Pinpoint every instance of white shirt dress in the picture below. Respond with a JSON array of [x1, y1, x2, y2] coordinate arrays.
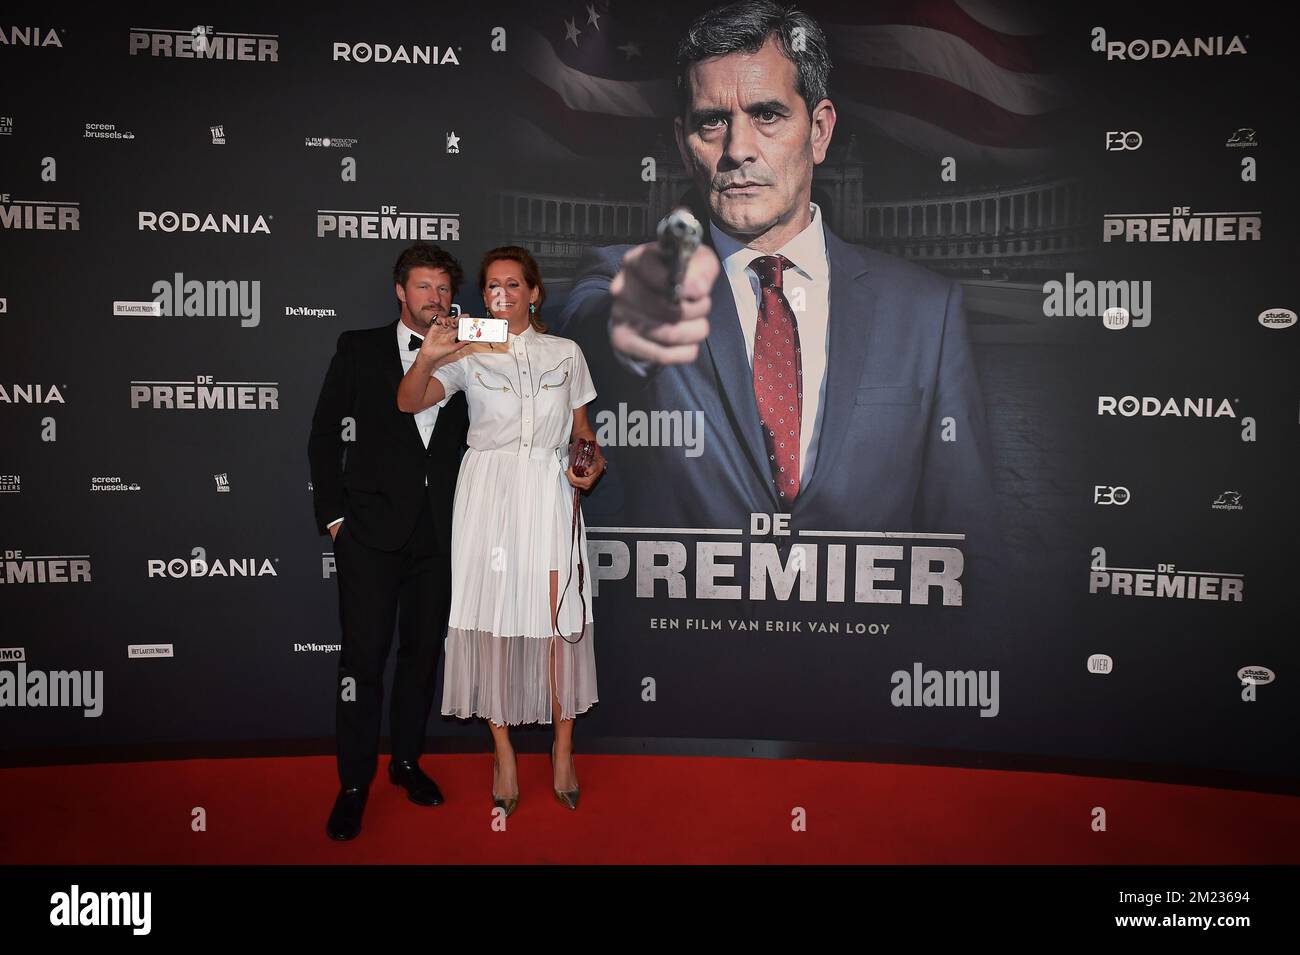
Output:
[[433, 324, 599, 726]]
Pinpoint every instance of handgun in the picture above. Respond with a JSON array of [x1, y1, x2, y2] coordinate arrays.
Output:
[[656, 207, 703, 304]]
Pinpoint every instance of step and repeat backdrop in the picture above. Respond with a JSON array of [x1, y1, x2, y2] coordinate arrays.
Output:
[[1, 2, 1296, 781]]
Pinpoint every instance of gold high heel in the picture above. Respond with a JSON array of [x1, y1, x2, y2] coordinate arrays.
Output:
[[492, 755, 519, 817], [551, 741, 580, 810]]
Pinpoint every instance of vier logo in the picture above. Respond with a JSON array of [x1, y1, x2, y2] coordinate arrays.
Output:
[[1042, 274, 1151, 327]]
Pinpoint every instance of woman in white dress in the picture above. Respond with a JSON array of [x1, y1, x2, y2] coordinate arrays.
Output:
[[396, 246, 604, 815]]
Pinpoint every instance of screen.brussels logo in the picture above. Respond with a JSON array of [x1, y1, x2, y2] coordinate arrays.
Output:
[[0, 27, 63, 49], [1089, 551, 1244, 602], [1103, 207, 1259, 243], [129, 376, 278, 411], [114, 274, 261, 327], [138, 210, 271, 234], [1, 193, 80, 231], [0, 549, 92, 585], [316, 204, 459, 241], [1091, 27, 1247, 60], [1042, 274, 1150, 329], [84, 122, 135, 141], [129, 25, 278, 62], [1, 383, 65, 405], [331, 39, 460, 65], [147, 548, 278, 579], [90, 477, 141, 493]]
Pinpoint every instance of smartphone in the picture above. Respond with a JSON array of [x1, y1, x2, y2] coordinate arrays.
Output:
[[458, 316, 509, 343]]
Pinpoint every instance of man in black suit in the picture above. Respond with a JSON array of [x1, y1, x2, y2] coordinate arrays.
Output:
[[308, 242, 470, 841]]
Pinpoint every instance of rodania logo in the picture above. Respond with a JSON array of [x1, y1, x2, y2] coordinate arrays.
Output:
[[138, 210, 271, 234], [0, 383, 65, 404], [1091, 27, 1247, 60], [331, 41, 460, 65], [147, 554, 278, 578], [0, 26, 63, 48], [1258, 308, 1296, 329], [1097, 396, 1237, 418]]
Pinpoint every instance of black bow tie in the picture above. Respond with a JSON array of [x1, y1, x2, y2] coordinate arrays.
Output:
[[407, 334, 423, 351]]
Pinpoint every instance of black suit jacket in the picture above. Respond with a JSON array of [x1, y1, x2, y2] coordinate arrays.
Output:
[[308, 321, 469, 553]]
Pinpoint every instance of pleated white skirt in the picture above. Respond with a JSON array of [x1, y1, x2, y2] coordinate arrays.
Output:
[[441, 446, 598, 726]]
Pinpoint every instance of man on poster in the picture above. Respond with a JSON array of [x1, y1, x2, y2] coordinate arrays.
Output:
[[559, 0, 998, 573]]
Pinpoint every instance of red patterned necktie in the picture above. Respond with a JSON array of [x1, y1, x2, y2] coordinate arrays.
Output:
[[749, 254, 802, 506]]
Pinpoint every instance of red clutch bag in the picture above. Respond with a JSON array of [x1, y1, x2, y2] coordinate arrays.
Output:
[[570, 437, 597, 477]]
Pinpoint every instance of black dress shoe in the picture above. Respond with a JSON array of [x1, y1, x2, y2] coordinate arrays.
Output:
[[327, 786, 368, 841], [388, 759, 444, 806]]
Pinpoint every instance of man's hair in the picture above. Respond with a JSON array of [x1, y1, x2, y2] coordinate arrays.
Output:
[[392, 242, 463, 295], [676, 0, 832, 119]]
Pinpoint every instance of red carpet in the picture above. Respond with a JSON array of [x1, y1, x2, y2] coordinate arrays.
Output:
[[2, 755, 1296, 864]]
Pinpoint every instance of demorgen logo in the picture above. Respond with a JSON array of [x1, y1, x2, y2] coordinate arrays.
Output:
[[129, 26, 278, 62], [316, 204, 459, 241], [147, 274, 261, 327], [147, 556, 278, 578], [1042, 274, 1151, 327], [331, 41, 460, 65], [138, 210, 270, 234], [284, 306, 337, 318], [1097, 396, 1237, 418], [0, 550, 92, 585], [0, 383, 65, 404], [129, 377, 278, 411], [0, 193, 80, 231]]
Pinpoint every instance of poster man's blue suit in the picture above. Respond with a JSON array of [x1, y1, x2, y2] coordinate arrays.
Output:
[[555, 216, 1002, 595]]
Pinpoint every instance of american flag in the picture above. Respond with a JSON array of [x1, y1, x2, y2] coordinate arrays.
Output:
[[508, 0, 1066, 168]]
